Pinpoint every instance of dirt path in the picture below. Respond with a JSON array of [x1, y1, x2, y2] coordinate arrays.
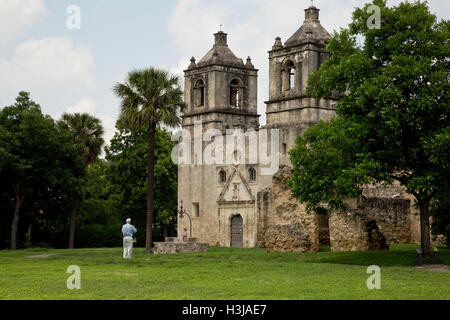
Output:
[[415, 264, 449, 272], [25, 254, 56, 259]]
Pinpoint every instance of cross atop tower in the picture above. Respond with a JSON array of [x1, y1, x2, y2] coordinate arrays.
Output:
[[220, 24, 223, 31], [310, 0, 314, 6]]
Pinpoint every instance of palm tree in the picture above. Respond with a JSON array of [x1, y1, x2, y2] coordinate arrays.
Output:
[[113, 67, 184, 254], [60, 113, 105, 249]]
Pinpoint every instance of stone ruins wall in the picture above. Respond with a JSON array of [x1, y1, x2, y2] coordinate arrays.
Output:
[[260, 166, 319, 253], [260, 168, 421, 253], [329, 209, 371, 252], [329, 197, 411, 252], [154, 241, 209, 254], [360, 197, 412, 243], [363, 184, 421, 244]]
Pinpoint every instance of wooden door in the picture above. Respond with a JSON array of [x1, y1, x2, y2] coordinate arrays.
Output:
[[231, 215, 243, 247]]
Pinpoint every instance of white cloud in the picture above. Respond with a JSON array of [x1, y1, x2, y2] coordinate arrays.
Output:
[[169, 0, 233, 56], [0, 0, 47, 45], [97, 113, 116, 150], [65, 97, 97, 115], [0, 37, 95, 100]]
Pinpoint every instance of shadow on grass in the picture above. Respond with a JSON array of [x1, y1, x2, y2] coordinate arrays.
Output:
[[306, 244, 450, 267], [5, 244, 447, 269]]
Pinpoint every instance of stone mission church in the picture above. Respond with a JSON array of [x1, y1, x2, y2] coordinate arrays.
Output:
[[177, 6, 422, 252]]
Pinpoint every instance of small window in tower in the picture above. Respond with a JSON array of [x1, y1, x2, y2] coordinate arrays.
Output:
[[230, 79, 242, 108], [194, 79, 205, 107], [249, 168, 256, 182], [283, 60, 296, 91], [219, 169, 227, 184], [192, 203, 200, 217], [282, 143, 287, 155]]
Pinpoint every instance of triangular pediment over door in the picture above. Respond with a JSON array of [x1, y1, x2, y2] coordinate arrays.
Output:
[[218, 165, 255, 205]]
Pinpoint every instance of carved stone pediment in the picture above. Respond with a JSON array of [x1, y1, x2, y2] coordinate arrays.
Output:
[[218, 165, 254, 205]]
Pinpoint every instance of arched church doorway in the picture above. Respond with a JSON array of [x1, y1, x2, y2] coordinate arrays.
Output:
[[231, 215, 243, 248]]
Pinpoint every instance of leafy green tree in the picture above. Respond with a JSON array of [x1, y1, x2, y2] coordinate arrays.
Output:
[[59, 113, 105, 249], [75, 160, 122, 248], [113, 67, 183, 253], [0, 92, 84, 250], [290, 1, 449, 257], [105, 128, 178, 245]]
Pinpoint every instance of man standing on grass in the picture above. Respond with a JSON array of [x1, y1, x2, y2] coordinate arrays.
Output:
[[122, 218, 137, 259]]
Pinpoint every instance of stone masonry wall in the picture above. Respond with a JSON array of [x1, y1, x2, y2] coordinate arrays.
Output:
[[154, 242, 209, 255], [260, 169, 419, 253], [361, 197, 412, 243], [329, 209, 370, 252], [262, 166, 319, 253], [330, 196, 412, 252], [364, 184, 421, 244]]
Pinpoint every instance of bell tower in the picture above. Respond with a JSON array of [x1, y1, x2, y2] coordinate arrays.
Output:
[[265, 6, 338, 165], [178, 31, 260, 247], [183, 31, 259, 133]]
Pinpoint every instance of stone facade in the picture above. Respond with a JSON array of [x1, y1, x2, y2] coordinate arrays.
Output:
[[177, 25, 274, 248], [176, 5, 422, 252]]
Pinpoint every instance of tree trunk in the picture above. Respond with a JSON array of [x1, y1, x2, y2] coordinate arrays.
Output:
[[10, 206, 20, 251], [146, 122, 157, 254], [68, 192, 79, 249], [10, 181, 24, 251], [419, 199, 432, 258], [163, 225, 168, 238]]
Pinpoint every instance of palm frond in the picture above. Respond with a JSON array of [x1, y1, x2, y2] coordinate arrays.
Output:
[[61, 112, 105, 166], [113, 67, 184, 132]]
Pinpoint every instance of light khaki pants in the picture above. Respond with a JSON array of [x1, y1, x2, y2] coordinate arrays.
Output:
[[123, 236, 133, 259]]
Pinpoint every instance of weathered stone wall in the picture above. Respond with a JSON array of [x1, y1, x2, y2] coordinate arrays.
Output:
[[262, 166, 319, 253], [260, 170, 419, 253], [256, 188, 271, 248], [330, 196, 412, 252], [154, 242, 209, 255], [329, 209, 370, 252], [361, 197, 412, 243], [364, 184, 421, 244], [265, 221, 315, 253]]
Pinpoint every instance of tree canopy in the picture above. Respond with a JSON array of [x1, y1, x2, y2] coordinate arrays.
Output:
[[0, 92, 84, 249], [59, 112, 105, 249], [105, 128, 178, 244], [0, 92, 179, 250]]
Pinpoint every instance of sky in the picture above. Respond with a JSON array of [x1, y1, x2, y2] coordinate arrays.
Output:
[[0, 0, 449, 146]]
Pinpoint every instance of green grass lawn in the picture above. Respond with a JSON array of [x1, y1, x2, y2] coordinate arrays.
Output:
[[0, 244, 449, 300]]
